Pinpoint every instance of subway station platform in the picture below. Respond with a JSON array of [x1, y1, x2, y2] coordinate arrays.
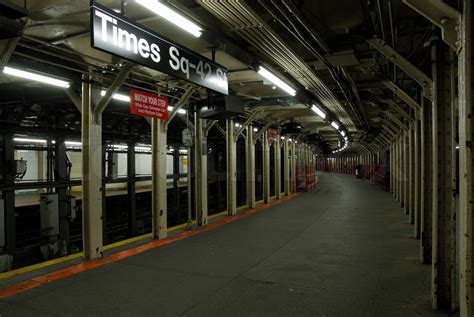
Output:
[[0, 173, 449, 316]]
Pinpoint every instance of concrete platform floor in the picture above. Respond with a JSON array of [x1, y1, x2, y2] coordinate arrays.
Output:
[[0, 172, 452, 316]]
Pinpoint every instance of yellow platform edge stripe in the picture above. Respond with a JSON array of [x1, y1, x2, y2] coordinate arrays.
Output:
[[0, 204, 250, 280]]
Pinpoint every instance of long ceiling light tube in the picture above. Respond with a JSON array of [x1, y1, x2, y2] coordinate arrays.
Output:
[[135, 0, 203, 37], [100, 90, 131, 102], [311, 104, 326, 119], [258, 66, 297, 96], [3, 66, 70, 88]]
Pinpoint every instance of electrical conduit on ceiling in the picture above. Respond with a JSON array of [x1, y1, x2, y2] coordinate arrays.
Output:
[[198, 0, 356, 131]]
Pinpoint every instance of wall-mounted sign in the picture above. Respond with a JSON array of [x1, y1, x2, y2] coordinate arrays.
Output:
[[267, 128, 278, 142], [130, 90, 168, 120], [90, 1, 228, 95]]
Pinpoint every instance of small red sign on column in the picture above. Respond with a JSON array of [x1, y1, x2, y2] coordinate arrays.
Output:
[[130, 90, 169, 120], [267, 128, 278, 142]]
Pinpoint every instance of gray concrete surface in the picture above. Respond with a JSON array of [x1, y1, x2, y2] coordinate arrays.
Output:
[[0, 173, 452, 316]]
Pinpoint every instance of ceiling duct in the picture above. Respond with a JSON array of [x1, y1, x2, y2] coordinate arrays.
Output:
[[198, 0, 356, 131], [0, 1, 27, 40]]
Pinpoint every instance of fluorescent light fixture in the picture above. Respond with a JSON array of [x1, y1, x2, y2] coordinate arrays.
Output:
[[100, 90, 130, 102], [135, 146, 151, 151], [179, 149, 188, 154], [168, 106, 186, 114], [65, 141, 82, 146], [112, 144, 128, 150], [456, 145, 460, 150], [340, 130, 346, 136], [135, 0, 202, 37], [258, 66, 296, 96], [14, 137, 47, 143], [311, 105, 326, 119], [4, 66, 70, 88], [331, 121, 339, 130]]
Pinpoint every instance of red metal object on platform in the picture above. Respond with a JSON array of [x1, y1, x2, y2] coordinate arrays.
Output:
[[296, 165, 318, 192]]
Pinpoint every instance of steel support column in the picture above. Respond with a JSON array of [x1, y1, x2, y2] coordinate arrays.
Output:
[[81, 79, 103, 260], [397, 136, 401, 203], [430, 43, 456, 311], [195, 117, 208, 225], [127, 141, 137, 236], [458, 1, 473, 316], [391, 141, 395, 195], [151, 118, 167, 239], [291, 142, 297, 193], [403, 130, 409, 212], [284, 139, 290, 195], [246, 125, 256, 208], [263, 131, 271, 203], [226, 119, 237, 214], [421, 88, 433, 264], [274, 136, 281, 199], [408, 120, 415, 223], [1, 132, 14, 271], [55, 137, 69, 253], [414, 113, 422, 238]]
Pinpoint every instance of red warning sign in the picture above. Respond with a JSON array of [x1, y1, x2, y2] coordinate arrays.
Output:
[[267, 128, 278, 141], [130, 90, 169, 120]]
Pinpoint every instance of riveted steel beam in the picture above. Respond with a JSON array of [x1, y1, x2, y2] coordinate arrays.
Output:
[[403, 0, 461, 51], [458, 1, 473, 316], [430, 43, 456, 311], [385, 111, 409, 130], [384, 81, 422, 117], [368, 38, 433, 100]]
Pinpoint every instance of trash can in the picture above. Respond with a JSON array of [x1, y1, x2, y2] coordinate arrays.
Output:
[[355, 164, 364, 179]]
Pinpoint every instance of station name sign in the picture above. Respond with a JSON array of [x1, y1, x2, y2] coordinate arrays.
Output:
[[90, 2, 228, 95]]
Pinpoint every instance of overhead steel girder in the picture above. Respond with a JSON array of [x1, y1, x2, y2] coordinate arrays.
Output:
[[403, 0, 461, 51], [366, 142, 379, 152], [204, 121, 217, 136], [372, 139, 385, 150], [383, 119, 400, 135], [373, 134, 389, 149], [384, 120, 400, 134], [384, 99, 414, 122], [378, 133, 392, 147], [94, 62, 135, 116], [64, 88, 82, 113], [235, 110, 261, 139], [255, 120, 279, 140], [385, 111, 409, 130], [0, 37, 19, 69], [214, 124, 226, 136], [383, 81, 422, 117], [166, 86, 196, 128], [368, 38, 433, 100], [381, 125, 397, 138]]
